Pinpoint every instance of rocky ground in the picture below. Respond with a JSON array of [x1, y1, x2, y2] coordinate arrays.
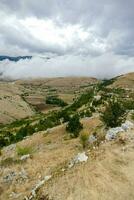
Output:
[[0, 115, 134, 200]]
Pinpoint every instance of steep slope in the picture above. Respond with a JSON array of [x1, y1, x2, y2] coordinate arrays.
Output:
[[0, 82, 34, 124]]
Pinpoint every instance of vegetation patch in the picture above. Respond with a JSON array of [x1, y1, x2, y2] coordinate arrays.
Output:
[[80, 130, 89, 149], [46, 96, 68, 107], [0, 157, 21, 167], [101, 99, 126, 128], [66, 114, 83, 138], [16, 146, 33, 156]]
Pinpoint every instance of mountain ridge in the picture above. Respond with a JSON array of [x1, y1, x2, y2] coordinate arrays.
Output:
[[0, 55, 32, 62]]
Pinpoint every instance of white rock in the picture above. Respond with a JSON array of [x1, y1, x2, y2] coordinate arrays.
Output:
[[74, 152, 88, 163], [34, 180, 45, 190], [88, 135, 97, 144], [31, 189, 36, 197], [20, 154, 30, 161], [24, 196, 29, 200], [94, 95, 101, 101], [44, 175, 52, 181], [105, 127, 124, 141], [121, 120, 134, 131]]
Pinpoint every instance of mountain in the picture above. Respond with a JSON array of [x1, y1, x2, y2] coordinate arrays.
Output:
[[0, 55, 32, 62]]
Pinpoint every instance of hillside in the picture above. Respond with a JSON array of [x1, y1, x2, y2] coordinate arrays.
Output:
[[0, 82, 34, 124], [0, 72, 134, 200], [0, 117, 134, 200], [0, 77, 98, 124], [110, 72, 134, 90]]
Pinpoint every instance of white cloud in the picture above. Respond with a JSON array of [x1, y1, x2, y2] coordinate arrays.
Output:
[[0, 0, 134, 78], [0, 54, 134, 80]]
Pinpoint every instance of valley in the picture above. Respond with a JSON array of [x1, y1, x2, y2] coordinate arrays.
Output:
[[0, 72, 134, 200]]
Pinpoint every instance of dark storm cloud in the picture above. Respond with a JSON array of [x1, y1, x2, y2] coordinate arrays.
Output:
[[1, 0, 134, 56]]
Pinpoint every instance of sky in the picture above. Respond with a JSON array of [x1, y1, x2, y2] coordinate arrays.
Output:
[[0, 0, 134, 79]]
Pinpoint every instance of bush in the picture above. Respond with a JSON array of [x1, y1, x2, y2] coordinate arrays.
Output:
[[123, 100, 134, 110], [58, 110, 71, 122], [15, 125, 35, 141], [79, 110, 92, 118], [101, 99, 126, 128], [46, 96, 67, 107], [66, 114, 83, 138], [80, 130, 89, 149], [16, 146, 33, 156]]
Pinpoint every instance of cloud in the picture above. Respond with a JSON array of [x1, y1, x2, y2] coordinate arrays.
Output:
[[0, 0, 134, 78], [0, 54, 134, 80]]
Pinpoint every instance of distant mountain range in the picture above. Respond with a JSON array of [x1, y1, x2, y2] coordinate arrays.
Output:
[[0, 55, 32, 62]]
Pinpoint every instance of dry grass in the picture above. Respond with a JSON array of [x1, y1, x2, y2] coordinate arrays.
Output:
[[40, 138, 134, 200], [0, 117, 134, 200], [0, 82, 34, 124], [110, 72, 134, 89]]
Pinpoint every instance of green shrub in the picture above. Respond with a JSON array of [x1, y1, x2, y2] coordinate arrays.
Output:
[[16, 146, 33, 156], [122, 100, 134, 110], [46, 96, 67, 107], [101, 99, 126, 128], [15, 125, 35, 141], [79, 110, 92, 118], [58, 109, 71, 122], [80, 130, 89, 149], [66, 114, 83, 138]]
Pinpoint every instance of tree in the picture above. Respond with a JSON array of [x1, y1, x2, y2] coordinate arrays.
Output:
[[66, 114, 83, 138], [101, 99, 125, 128]]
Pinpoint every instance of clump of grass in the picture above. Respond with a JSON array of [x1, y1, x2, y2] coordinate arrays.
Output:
[[80, 130, 89, 149], [16, 146, 33, 156], [0, 157, 21, 167]]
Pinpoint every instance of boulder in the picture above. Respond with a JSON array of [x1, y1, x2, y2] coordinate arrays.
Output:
[[121, 120, 134, 131], [105, 121, 134, 141], [105, 127, 124, 141], [69, 152, 88, 168]]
